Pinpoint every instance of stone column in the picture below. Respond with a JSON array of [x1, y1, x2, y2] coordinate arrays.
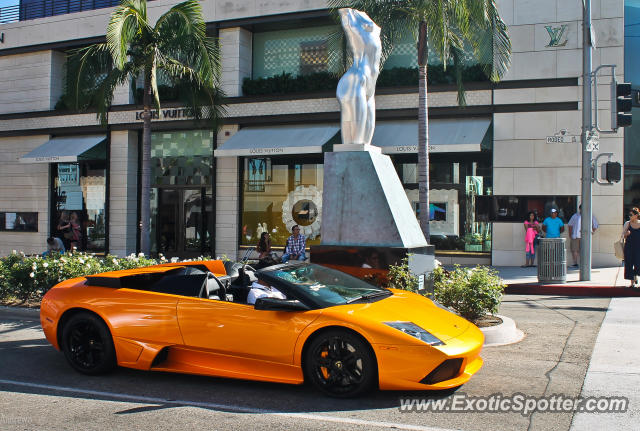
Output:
[[109, 130, 138, 256], [219, 27, 252, 97], [215, 125, 240, 260]]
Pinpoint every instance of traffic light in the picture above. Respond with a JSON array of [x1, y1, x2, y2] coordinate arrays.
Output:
[[601, 161, 622, 183], [612, 82, 632, 129]]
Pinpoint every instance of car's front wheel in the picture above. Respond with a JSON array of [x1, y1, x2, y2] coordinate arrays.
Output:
[[61, 312, 116, 375], [304, 329, 376, 397]]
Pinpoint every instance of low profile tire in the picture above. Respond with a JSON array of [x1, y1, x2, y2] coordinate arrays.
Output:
[[61, 312, 116, 375], [304, 329, 376, 398]]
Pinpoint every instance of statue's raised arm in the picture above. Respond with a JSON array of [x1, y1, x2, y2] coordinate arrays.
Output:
[[336, 8, 382, 147]]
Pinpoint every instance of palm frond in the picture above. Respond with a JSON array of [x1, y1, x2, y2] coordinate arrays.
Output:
[[327, 0, 419, 71], [466, 0, 511, 82], [452, 47, 466, 106], [155, 0, 205, 39], [67, 44, 112, 110], [92, 65, 133, 125], [149, 58, 161, 112], [107, 0, 151, 69], [156, 17, 220, 88]]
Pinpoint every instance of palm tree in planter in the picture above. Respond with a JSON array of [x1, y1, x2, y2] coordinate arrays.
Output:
[[328, 0, 511, 240], [67, 0, 224, 255]]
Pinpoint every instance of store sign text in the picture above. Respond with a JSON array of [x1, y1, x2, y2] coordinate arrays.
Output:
[[135, 108, 194, 121], [545, 25, 568, 48], [249, 148, 285, 154], [393, 145, 436, 152]]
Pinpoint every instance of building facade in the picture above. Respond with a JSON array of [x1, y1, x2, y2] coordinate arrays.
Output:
[[0, 0, 625, 266]]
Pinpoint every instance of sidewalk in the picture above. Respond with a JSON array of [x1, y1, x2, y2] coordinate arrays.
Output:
[[490, 264, 640, 297], [570, 297, 640, 430]]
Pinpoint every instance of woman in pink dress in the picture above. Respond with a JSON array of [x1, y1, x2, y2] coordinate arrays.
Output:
[[523, 211, 541, 267]]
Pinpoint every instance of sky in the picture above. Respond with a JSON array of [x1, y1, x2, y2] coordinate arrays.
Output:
[[0, 0, 17, 8]]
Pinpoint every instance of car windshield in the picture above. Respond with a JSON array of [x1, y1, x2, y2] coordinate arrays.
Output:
[[267, 264, 389, 307]]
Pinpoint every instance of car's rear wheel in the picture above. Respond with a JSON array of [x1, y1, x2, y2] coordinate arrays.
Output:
[[61, 312, 116, 375], [304, 329, 376, 398]]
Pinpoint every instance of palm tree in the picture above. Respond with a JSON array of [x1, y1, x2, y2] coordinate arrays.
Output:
[[328, 0, 511, 240], [67, 0, 224, 255]]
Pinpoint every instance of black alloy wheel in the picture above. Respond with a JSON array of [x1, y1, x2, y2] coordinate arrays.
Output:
[[304, 329, 376, 398], [61, 312, 116, 375]]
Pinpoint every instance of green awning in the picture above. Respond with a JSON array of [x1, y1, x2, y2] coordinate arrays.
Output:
[[371, 118, 491, 153], [19, 135, 107, 163], [214, 125, 339, 157]]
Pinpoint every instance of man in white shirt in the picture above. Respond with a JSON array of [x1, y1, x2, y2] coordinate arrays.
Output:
[[247, 279, 286, 305], [567, 205, 599, 268]]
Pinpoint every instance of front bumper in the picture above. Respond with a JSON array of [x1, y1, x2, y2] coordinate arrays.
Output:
[[374, 328, 484, 391]]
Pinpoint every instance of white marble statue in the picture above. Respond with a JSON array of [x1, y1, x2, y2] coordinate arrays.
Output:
[[336, 8, 382, 147]]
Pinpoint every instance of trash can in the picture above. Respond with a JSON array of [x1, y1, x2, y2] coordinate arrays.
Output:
[[537, 238, 567, 283]]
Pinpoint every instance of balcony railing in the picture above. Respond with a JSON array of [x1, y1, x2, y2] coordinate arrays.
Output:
[[0, 0, 123, 25]]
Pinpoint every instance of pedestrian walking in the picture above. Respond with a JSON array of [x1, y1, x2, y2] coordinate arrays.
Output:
[[623, 207, 640, 288]]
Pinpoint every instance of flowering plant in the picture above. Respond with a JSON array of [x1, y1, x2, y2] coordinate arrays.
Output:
[[0, 251, 214, 302]]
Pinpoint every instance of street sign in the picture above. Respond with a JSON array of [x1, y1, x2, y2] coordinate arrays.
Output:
[[585, 130, 599, 152], [546, 135, 577, 144], [586, 140, 599, 152]]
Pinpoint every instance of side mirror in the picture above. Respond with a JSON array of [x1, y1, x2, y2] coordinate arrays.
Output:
[[254, 297, 310, 311]]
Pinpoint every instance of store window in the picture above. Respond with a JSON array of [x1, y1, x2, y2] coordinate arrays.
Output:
[[52, 161, 107, 253], [252, 26, 342, 79], [475, 195, 577, 223], [151, 130, 213, 186], [241, 156, 323, 249], [393, 153, 493, 253]]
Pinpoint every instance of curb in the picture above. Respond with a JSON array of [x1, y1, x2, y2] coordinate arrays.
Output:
[[505, 284, 640, 297], [480, 314, 524, 347]]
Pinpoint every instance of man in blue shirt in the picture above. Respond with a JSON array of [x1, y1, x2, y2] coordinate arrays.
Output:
[[542, 208, 565, 238]]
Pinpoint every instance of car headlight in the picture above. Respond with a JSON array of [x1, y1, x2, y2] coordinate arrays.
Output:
[[384, 321, 445, 346]]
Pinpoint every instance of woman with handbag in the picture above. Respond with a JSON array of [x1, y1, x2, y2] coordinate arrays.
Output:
[[623, 207, 640, 288], [523, 211, 541, 268]]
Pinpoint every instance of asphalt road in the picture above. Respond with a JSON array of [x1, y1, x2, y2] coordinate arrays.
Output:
[[0, 295, 611, 431]]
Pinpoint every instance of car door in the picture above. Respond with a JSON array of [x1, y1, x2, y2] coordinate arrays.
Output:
[[176, 297, 321, 365]]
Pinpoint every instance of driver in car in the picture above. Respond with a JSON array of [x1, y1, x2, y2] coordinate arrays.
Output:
[[247, 279, 286, 305]]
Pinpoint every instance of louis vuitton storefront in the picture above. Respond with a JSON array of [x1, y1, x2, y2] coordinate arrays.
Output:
[[216, 118, 494, 258]]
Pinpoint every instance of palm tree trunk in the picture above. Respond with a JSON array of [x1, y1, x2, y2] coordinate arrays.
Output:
[[417, 21, 430, 241], [140, 73, 152, 255]]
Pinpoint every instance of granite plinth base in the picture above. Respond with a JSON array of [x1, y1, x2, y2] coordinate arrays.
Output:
[[320, 150, 428, 248], [310, 244, 435, 293]]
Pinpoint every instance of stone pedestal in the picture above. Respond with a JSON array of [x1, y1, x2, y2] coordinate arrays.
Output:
[[311, 149, 434, 286]]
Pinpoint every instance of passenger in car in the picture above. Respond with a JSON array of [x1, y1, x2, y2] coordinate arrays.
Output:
[[247, 279, 286, 305]]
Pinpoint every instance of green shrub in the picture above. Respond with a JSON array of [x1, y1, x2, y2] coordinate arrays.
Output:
[[387, 256, 419, 293], [242, 65, 489, 96], [431, 265, 505, 321], [0, 251, 170, 302]]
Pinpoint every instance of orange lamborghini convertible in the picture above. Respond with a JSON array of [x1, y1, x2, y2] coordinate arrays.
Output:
[[40, 260, 484, 397]]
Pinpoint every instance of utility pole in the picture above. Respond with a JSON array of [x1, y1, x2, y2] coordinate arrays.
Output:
[[580, 0, 593, 281]]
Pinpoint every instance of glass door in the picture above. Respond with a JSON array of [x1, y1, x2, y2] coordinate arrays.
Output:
[[151, 187, 213, 258]]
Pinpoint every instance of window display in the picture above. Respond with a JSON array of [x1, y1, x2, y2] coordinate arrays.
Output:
[[393, 154, 493, 253], [52, 161, 106, 252], [241, 157, 323, 248]]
